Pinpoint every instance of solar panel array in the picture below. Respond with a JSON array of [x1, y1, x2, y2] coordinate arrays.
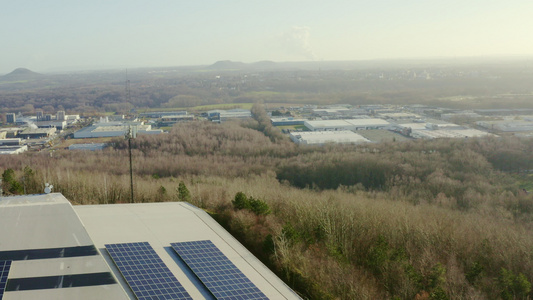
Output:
[[171, 240, 269, 300], [0, 260, 12, 300], [105, 242, 192, 300]]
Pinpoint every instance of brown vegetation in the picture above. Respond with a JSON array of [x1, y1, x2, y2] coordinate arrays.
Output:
[[2, 120, 533, 299]]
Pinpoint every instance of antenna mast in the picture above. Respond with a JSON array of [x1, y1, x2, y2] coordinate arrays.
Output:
[[125, 69, 131, 104]]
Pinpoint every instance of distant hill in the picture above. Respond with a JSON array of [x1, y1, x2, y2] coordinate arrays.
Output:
[[208, 60, 247, 70], [2, 68, 43, 80], [251, 61, 277, 69], [207, 60, 282, 71]]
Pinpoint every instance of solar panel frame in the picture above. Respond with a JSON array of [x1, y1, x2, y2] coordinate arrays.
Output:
[[0, 260, 12, 300], [105, 242, 192, 300], [171, 240, 269, 300]]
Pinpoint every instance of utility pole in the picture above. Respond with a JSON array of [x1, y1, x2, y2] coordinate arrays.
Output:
[[125, 125, 136, 203], [125, 69, 135, 203]]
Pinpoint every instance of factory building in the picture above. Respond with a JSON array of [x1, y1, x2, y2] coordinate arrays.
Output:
[[0, 139, 21, 146], [0, 193, 301, 300], [158, 115, 195, 126], [0, 145, 28, 155], [311, 108, 350, 116], [139, 111, 188, 118], [5, 113, 16, 124], [379, 112, 421, 120], [18, 128, 56, 139], [304, 119, 391, 131], [207, 109, 251, 122], [290, 130, 370, 145], [56, 111, 66, 121], [270, 117, 306, 126], [35, 120, 67, 131], [36, 110, 44, 121], [73, 122, 163, 139], [477, 120, 533, 132], [411, 129, 493, 139]]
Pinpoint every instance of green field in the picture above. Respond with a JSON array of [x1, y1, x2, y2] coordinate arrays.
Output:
[[276, 125, 307, 131], [138, 103, 254, 113]]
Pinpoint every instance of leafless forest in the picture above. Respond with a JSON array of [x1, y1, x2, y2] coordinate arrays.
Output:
[[2, 61, 533, 299], [2, 117, 533, 299]]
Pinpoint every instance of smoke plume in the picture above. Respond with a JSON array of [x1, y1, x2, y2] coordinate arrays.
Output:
[[281, 26, 316, 60]]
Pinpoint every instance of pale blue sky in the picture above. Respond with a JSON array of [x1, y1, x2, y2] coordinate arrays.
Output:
[[1, 0, 532, 73]]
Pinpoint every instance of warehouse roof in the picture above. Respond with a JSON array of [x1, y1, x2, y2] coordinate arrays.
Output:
[[0, 193, 300, 300], [290, 130, 370, 145], [304, 119, 391, 131]]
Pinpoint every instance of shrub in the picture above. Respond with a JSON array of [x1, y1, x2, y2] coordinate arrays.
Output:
[[248, 196, 271, 216], [232, 192, 271, 216], [499, 268, 531, 300], [232, 192, 250, 210], [177, 181, 191, 202]]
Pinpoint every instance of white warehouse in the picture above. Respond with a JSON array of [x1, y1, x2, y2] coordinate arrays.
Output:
[[0, 193, 301, 300], [290, 130, 370, 145], [304, 119, 391, 131], [73, 121, 163, 139]]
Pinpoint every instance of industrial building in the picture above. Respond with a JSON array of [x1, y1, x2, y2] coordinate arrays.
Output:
[[0, 128, 23, 139], [139, 111, 188, 118], [379, 112, 421, 120], [18, 128, 56, 139], [73, 122, 163, 139], [5, 113, 16, 124], [0, 193, 301, 300], [158, 115, 195, 126], [477, 120, 533, 132], [0, 139, 21, 146], [207, 109, 251, 122], [0, 145, 27, 155], [290, 130, 370, 145], [440, 112, 481, 121], [311, 108, 350, 116], [56, 111, 66, 121], [36, 110, 44, 121], [395, 121, 492, 139], [270, 117, 306, 126], [35, 120, 67, 131], [304, 119, 391, 131], [410, 129, 493, 139]]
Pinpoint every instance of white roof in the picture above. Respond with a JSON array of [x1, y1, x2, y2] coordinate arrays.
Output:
[[312, 108, 349, 113], [0, 194, 129, 300], [412, 129, 493, 139], [379, 112, 420, 118], [0, 193, 300, 300], [291, 130, 370, 145], [399, 123, 428, 130], [75, 202, 299, 299], [305, 119, 390, 130], [305, 119, 351, 128], [345, 119, 390, 126]]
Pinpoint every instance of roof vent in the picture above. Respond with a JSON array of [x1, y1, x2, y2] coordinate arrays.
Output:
[[44, 183, 53, 194]]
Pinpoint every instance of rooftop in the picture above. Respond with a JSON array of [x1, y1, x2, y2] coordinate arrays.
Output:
[[0, 193, 300, 300]]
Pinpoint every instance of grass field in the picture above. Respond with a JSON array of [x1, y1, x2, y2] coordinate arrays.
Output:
[[55, 137, 116, 149], [276, 125, 308, 131], [138, 103, 254, 112]]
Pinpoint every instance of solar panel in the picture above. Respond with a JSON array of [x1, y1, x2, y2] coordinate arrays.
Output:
[[171, 240, 269, 300], [105, 242, 192, 300], [1, 260, 12, 300]]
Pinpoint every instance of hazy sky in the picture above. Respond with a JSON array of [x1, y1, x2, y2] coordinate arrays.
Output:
[[1, 0, 533, 74]]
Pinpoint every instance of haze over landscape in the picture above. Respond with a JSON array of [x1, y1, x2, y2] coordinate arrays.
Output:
[[4, 2, 533, 299], [2, 0, 533, 74]]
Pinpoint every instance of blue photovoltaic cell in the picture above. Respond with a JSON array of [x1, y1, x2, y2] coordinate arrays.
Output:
[[171, 240, 269, 300], [0, 260, 12, 300], [105, 242, 192, 300]]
